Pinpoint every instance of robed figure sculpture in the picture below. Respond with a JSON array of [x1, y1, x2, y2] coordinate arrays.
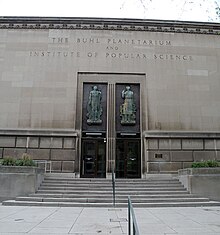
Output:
[[120, 85, 136, 125], [87, 86, 102, 125]]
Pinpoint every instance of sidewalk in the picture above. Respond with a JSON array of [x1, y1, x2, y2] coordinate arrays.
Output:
[[0, 204, 220, 234]]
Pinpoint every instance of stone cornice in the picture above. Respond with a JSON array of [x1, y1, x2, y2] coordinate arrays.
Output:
[[0, 16, 219, 35]]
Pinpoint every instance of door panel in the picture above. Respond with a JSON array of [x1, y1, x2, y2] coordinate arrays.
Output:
[[115, 140, 125, 178], [116, 139, 141, 178], [81, 139, 106, 178]]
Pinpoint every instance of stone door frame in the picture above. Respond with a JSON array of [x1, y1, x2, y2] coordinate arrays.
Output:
[[75, 72, 147, 178]]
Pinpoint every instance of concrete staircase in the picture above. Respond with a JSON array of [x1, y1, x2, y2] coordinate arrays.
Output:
[[3, 174, 220, 207]]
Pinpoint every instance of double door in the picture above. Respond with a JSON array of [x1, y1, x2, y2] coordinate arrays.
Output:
[[80, 81, 141, 178], [81, 138, 141, 178]]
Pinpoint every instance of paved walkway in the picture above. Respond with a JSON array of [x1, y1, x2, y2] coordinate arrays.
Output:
[[0, 204, 220, 234]]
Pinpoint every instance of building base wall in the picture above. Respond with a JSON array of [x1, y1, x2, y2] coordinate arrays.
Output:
[[0, 129, 78, 173], [1, 130, 220, 176], [145, 131, 220, 173]]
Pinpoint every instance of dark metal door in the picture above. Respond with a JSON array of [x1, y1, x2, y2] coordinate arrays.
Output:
[[81, 139, 106, 178], [116, 139, 141, 178]]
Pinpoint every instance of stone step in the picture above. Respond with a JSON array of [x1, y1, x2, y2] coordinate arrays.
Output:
[[3, 200, 220, 208], [36, 189, 188, 195], [15, 196, 210, 203], [37, 187, 186, 192], [43, 178, 180, 183], [40, 183, 183, 188], [3, 175, 220, 208], [29, 193, 194, 198]]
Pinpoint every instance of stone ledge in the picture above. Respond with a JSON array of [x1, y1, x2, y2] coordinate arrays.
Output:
[[0, 128, 78, 137], [0, 165, 44, 174], [179, 167, 220, 175], [144, 131, 220, 139]]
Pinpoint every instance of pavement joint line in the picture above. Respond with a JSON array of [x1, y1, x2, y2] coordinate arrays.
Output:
[[26, 206, 60, 233], [112, 208, 125, 235], [173, 207, 208, 228], [116, 211, 128, 234], [0, 204, 29, 221], [147, 208, 178, 234], [176, 207, 203, 228], [68, 207, 84, 234], [0, 203, 27, 220]]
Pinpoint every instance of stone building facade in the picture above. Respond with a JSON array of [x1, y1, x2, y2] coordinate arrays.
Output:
[[0, 17, 220, 177]]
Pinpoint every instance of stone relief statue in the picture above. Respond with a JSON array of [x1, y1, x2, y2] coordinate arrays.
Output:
[[87, 85, 102, 124], [120, 85, 136, 125]]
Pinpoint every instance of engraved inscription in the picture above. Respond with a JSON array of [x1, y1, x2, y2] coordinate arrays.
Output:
[[29, 36, 194, 61]]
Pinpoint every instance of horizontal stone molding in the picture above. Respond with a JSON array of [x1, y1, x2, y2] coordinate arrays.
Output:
[[0, 128, 78, 137], [179, 167, 220, 175], [144, 131, 220, 139], [0, 17, 219, 35], [0, 165, 44, 174]]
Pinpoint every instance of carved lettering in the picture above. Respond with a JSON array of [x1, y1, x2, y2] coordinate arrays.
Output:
[[29, 51, 80, 58], [77, 38, 100, 43], [29, 50, 193, 61], [106, 46, 118, 50], [87, 52, 98, 57], [106, 52, 148, 59], [52, 37, 69, 44], [154, 54, 193, 61], [107, 38, 171, 46], [51, 36, 172, 47]]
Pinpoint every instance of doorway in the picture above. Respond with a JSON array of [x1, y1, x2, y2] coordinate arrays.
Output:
[[78, 76, 144, 178], [116, 139, 141, 178], [81, 139, 106, 178]]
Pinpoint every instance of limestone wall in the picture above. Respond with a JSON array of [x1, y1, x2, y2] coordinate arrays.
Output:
[[0, 25, 219, 131]]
